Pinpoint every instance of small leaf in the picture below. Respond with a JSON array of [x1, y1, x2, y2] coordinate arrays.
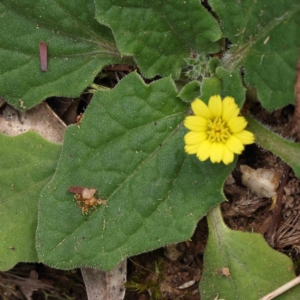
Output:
[[200, 206, 300, 299], [36, 72, 234, 271], [200, 77, 222, 103], [95, 0, 222, 79], [246, 115, 300, 178], [208, 57, 222, 75], [0, 0, 126, 109], [0, 132, 61, 271], [200, 68, 245, 107], [178, 81, 201, 103], [209, 0, 300, 110], [215, 67, 246, 107]]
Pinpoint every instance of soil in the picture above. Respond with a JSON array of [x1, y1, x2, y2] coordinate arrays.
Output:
[[1, 66, 300, 300]]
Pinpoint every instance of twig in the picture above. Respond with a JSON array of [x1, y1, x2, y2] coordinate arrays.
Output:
[[265, 163, 290, 246], [259, 276, 300, 300]]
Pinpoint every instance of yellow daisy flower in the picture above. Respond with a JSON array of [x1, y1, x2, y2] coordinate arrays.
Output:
[[184, 95, 255, 165]]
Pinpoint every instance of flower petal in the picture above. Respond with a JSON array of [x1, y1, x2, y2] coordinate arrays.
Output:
[[222, 97, 240, 122], [226, 135, 244, 154], [227, 116, 247, 133], [196, 140, 211, 161], [223, 96, 235, 106], [184, 131, 207, 145], [185, 144, 200, 154], [191, 99, 212, 119], [208, 95, 222, 117], [210, 142, 224, 163], [184, 116, 207, 132], [234, 130, 255, 145], [222, 145, 234, 165]]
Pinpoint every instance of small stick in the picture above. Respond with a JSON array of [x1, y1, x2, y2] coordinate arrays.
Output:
[[265, 163, 290, 246], [259, 276, 300, 300], [39, 41, 47, 72]]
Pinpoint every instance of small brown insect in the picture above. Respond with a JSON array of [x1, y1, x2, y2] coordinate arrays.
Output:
[[68, 186, 106, 214], [39, 41, 47, 72]]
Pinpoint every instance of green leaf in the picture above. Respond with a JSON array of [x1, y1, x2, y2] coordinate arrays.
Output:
[[200, 68, 245, 107], [215, 67, 246, 107], [36, 72, 234, 271], [200, 206, 300, 300], [209, 0, 300, 110], [0, 132, 61, 271], [200, 77, 222, 103], [246, 115, 300, 178], [94, 0, 222, 79], [0, 0, 127, 110], [208, 57, 222, 75], [177, 80, 201, 103]]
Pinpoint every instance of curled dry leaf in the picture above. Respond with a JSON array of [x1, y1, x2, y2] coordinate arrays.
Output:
[[240, 165, 280, 198]]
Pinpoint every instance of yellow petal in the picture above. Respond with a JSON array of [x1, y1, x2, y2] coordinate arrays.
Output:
[[223, 96, 235, 106], [222, 97, 240, 122], [225, 135, 244, 154], [227, 116, 247, 133], [191, 99, 212, 119], [210, 142, 224, 163], [222, 145, 234, 165], [196, 140, 211, 161], [184, 116, 207, 132], [185, 144, 200, 154], [233, 130, 255, 145], [208, 95, 222, 117], [184, 131, 207, 145]]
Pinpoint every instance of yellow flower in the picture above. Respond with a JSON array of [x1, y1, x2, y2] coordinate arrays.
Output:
[[184, 95, 254, 165]]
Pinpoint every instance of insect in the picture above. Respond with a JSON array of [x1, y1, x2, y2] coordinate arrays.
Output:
[[39, 41, 47, 72], [68, 186, 106, 214]]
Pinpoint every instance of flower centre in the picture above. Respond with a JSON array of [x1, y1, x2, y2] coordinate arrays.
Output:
[[207, 117, 231, 143]]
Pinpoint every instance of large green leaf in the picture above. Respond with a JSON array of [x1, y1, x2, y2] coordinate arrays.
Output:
[[36, 72, 234, 271], [246, 115, 300, 178], [94, 0, 222, 79], [0, 0, 127, 110], [209, 0, 300, 110], [200, 206, 300, 299], [0, 132, 61, 271]]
